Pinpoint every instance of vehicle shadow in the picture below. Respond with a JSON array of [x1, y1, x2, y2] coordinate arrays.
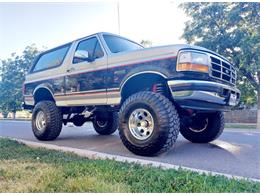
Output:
[[53, 126, 240, 163], [158, 138, 240, 164]]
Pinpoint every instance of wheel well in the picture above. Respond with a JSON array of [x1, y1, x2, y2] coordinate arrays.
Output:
[[34, 88, 55, 105], [121, 73, 169, 103]]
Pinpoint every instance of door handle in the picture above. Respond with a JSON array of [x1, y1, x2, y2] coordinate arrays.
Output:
[[67, 67, 75, 73]]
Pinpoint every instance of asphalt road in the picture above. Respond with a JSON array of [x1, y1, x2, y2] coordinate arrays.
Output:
[[0, 120, 259, 180]]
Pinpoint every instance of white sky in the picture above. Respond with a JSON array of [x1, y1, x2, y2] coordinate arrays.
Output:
[[0, 0, 188, 59]]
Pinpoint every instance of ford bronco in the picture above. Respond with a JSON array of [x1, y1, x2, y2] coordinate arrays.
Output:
[[23, 32, 240, 156]]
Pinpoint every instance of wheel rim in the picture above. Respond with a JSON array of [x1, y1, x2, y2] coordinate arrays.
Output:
[[96, 120, 108, 128], [128, 108, 154, 140], [35, 111, 46, 132], [189, 118, 208, 133]]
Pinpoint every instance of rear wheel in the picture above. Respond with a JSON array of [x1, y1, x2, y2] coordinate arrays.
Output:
[[92, 112, 119, 135], [119, 91, 180, 156], [32, 101, 62, 141], [180, 112, 224, 143]]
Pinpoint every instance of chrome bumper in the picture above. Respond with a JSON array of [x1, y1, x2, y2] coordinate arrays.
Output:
[[167, 80, 240, 111]]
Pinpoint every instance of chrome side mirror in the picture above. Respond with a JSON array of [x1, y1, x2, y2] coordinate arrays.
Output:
[[73, 50, 93, 63], [74, 50, 89, 59]]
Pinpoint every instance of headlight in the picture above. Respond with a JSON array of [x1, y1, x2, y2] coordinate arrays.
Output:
[[177, 51, 209, 73]]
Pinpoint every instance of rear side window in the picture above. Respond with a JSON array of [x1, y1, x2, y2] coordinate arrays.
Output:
[[32, 44, 70, 72]]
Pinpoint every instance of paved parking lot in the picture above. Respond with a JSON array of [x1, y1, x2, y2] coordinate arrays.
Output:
[[0, 120, 259, 180]]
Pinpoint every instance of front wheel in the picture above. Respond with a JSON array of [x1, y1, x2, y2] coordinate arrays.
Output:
[[180, 112, 224, 143], [119, 91, 180, 156], [92, 112, 119, 135]]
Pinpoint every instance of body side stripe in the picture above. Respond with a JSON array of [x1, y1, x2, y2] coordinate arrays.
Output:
[[24, 88, 120, 98], [25, 56, 176, 84], [55, 89, 120, 97]]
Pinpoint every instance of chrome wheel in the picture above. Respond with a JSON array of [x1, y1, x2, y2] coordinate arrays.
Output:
[[35, 111, 46, 132], [128, 108, 154, 140], [96, 120, 108, 128], [189, 118, 208, 133]]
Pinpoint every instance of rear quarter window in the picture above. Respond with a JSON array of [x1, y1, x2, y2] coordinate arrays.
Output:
[[31, 44, 70, 73]]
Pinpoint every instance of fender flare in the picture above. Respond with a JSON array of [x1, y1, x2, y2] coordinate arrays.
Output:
[[33, 84, 55, 100], [120, 71, 167, 92]]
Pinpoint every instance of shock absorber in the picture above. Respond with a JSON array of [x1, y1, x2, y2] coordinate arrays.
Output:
[[152, 83, 165, 94]]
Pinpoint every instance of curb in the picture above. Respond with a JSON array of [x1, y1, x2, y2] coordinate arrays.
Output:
[[0, 118, 31, 121], [2, 136, 259, 183]]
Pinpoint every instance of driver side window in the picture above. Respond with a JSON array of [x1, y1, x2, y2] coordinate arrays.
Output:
[[73, 37, 104, 64]]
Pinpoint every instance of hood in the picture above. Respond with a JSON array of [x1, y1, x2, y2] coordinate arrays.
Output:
[[107, 44, 231, 66], [147, 44, 231, 63]]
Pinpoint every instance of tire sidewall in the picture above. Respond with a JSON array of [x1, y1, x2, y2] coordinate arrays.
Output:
[[180, 112, 224, 143], [93, 118, 110, 131], [120, 93, 173, 149], [93, 112, 119, 135], [32, 102, 51, 138], [121, 102, 163, 147], [32, 101, 62, 141]]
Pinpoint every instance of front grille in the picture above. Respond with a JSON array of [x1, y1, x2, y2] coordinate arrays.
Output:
[[210, 56, 236, 85]]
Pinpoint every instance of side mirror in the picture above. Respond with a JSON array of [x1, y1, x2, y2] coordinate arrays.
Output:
[[73, 50, 93, 63]]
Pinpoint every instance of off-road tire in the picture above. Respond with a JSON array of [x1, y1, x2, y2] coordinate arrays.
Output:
[[32, 101, 62, 141], [119, 91, 180, 156], [180, 112, 224, 143], [93, 112, 119, 135]]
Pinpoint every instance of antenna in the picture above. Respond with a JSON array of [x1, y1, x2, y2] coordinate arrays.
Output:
[[117, 1, 120, 35]]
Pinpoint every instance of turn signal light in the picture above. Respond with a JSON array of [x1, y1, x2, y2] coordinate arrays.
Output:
[[177, 63, 209, 73]]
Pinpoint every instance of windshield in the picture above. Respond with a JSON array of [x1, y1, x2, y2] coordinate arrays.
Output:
[[103, 35, 143, 53]]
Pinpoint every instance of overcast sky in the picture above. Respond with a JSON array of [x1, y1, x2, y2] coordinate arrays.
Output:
[[0, 0, 188, 59]]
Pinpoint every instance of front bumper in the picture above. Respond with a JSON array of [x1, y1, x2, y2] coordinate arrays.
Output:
[[22, 101, 33, 110], [167, 80, 240, 111]]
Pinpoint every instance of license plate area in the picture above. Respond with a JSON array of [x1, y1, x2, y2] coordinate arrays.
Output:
[[229, 93, 237, 106]]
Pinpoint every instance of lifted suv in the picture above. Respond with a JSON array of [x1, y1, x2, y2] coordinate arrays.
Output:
[[23, 32, 240, 156]]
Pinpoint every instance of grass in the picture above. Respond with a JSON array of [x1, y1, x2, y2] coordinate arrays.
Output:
[[0, 138, 259, 192], [225, 123, 257, 129]]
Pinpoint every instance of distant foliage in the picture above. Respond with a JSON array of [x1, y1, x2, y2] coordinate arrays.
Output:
[[0, 45, 41, 115], [180, 2, 260, 107], [140, 40, 152, 48]]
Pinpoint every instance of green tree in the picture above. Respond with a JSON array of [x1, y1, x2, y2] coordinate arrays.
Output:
[[140, 40, 153, 48], [237, 78, 257, 109], [180, 2, 260, 128], [0, 45, 40, 118]]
